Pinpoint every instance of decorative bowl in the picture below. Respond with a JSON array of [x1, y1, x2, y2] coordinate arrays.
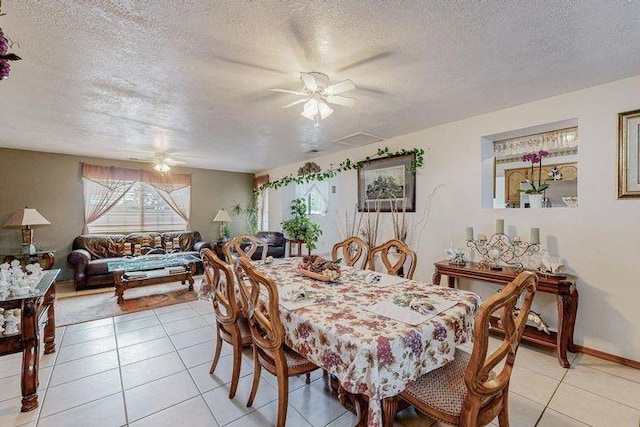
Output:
[[562, 196, 578, 207], [297, 266, 340, 282]]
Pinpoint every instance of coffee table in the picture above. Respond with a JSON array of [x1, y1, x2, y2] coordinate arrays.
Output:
[[107, 254, 199, 304]]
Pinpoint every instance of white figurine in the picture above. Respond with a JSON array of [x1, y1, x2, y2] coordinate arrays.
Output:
[[4, 309, 20, 335]]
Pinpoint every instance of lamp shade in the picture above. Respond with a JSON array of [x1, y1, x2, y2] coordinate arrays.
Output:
[[213, 209, 232, 223], [3, 208, 51, 227]]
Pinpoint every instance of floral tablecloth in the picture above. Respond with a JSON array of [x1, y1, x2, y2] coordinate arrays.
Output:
[[255, 258, 481, 427]]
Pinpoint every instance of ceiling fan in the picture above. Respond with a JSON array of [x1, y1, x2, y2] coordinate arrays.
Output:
[[128, 153, 185, 173], [151, 153, 185, 173], [271, 72, 356, 126]]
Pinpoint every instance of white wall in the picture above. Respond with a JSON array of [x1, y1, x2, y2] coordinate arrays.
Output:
[[263, 74, 640, 361]]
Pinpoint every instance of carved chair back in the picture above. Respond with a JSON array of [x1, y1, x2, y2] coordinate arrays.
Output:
[[224, 234, 268, 263], [331, 236, 369, 269], [234, 256, 285, 357], [367, 239, 417, 279], [201, 248, 239, 327]]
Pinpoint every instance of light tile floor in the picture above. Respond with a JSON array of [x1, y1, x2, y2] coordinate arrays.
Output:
[[0, 299, 638, 427]]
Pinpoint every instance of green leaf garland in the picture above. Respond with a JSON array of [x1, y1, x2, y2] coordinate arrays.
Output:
[[255, 147, 424, 194]]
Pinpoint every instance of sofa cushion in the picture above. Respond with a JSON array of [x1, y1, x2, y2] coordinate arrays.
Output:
[[72, 235, 127, 260]]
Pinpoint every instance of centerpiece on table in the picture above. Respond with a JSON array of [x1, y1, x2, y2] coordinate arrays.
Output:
[[518, 150, 550, 208], [298, 255, 341, 282]]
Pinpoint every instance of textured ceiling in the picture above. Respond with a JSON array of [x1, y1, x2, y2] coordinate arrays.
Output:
[[1, 1, 640, 172]]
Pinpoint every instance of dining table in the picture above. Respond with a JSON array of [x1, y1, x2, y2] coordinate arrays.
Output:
[[254, 257, 481, 427]]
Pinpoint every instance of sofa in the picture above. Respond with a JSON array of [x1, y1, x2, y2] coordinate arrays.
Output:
[[67, 231, 212, 290], [239, 231, 287, 261]]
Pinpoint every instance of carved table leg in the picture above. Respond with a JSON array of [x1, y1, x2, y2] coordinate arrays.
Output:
[[567, 289, 579, 353], [21, 299, 40, 412], [43, 285, 56, 354], [114, 271, 125, 304], [556, 294, 573, 368], [187, 263, 195, 291]]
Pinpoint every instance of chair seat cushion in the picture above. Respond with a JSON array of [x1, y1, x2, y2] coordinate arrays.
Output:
[[402, 348, 472, 418], [283, 345, 316, 370]]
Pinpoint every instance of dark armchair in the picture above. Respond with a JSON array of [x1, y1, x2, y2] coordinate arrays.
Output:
[[240, 231, 286, 261]]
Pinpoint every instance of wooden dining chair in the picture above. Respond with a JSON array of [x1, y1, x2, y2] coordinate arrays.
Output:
[[396, 271, 538, 427], [234, 256, 319, 427], [201, 248, 252, 399], [367, 239, 417, 279], [223, 234, 268, 263], [332, 236, 369, 269]]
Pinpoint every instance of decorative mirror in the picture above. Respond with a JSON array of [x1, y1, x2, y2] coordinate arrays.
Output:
[[481, 120, 579, 209]]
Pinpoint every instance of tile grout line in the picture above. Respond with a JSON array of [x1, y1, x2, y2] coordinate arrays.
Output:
[[113, 317, 131, 426], [34, 324, 67, 425]]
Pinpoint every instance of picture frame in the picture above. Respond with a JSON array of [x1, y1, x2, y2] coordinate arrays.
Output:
[[357, 153, 416, 212], [618, 109, 640, 198]]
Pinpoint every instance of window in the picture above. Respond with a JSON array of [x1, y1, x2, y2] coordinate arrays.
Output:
[[87, 182, 188, 233], [258, 189, 269, 231], [296, 182, 328, 215]]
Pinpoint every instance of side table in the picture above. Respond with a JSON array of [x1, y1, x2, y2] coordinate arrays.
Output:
[[0, 269, 59, 411], [2, 251, 55, 270], [433, 261, 578, 367], [287, 239, 311, 257]]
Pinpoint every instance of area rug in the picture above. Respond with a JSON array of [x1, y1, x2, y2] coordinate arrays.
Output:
[[55, 277, 205, 326]]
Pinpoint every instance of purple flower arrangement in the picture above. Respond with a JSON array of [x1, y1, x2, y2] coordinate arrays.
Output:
[[519, 150, 550, 194], [0, 25, 21, 80]]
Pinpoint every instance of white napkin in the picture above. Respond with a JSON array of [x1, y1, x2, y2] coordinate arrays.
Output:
[[362, 271, 408, 287], [280, 284, 306, 302], [409, 298, 436, 316]]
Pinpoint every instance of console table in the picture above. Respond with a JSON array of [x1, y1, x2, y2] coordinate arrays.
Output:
[[433, 261, 578, 367], [0, 269, 59, 411]]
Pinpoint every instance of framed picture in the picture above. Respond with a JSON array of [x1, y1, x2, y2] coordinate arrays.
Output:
[[358, 153, 416, 212], [618, 109, 640, 198]]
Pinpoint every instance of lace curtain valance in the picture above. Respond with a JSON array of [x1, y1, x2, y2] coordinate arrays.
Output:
[[493, 127, 578, 161], [81, 163, 191, 233]]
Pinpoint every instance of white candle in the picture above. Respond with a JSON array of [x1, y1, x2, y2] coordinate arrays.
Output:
[[513, 235, 521, 243], [531, 228, 540, 244], [496, 219, 504, 234], [466, 227, 474, 241]]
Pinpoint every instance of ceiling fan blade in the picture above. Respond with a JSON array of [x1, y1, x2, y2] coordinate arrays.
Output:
[[270, 88, 306, 95], [300, 72, 318, 91], [325, 95, 356, 107], [326, 79, 356, 95], [282, 98, 308, 108], [165, 157, 185, 165]]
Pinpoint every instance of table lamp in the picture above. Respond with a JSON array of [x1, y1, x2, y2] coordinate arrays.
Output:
[[3, 207, 51, 254], [213, 209, 232, 241]]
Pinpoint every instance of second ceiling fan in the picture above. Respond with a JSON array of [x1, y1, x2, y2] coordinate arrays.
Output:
[[271, 72, 356, 126]]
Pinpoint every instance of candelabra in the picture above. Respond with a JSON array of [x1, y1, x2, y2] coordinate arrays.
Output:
[[466, 220, 540, 272]]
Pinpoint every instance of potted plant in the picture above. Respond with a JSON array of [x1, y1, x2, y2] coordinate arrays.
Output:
[[281, 198, 322, 251], [518, 150, 550, 208]]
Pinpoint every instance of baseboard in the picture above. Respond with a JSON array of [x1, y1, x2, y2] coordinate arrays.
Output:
[[55, 279, 74, 287], [575, 345, 640, 370]]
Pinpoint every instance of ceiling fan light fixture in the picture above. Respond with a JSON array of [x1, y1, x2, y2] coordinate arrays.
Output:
[[318, 102, 333, 119], [153, 163, 171, 173], [301, 99, 319, 120]]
